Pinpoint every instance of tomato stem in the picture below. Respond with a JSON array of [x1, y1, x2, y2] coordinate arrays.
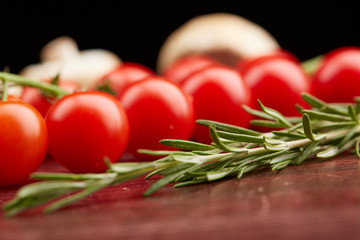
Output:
[[1, 79, 9, 101], [301, 55, 323, 75], [0, 72, 70, 98]]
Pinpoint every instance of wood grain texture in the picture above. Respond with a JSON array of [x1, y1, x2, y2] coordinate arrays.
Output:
[[1, 155, 360, 240]]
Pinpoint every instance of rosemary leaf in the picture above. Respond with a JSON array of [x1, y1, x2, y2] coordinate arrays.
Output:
[[137, 149, 185, 156], [45, 178, 113, 213], [31, 172, 117, 181], [196, 119, 261, 136], [206, 168, 234, 181], [145, 168, 165, 179], [301, 92, 348, 115], [347, 105, 359, 122], [175, 162, 222, 182], [355, 97, 360, 115], [144, 165, 199, 197], [317, 138, 357, 158], [302, 110, 351, 122], [302, 113, 323, 141], [271, 160, 292, 170], [157, 163, 194, 176], [301, 92, 326, 109], [271, 131, 305, 139], [250, 119, 287, 128], [160, 139, 216, 151], [314, 121, 358, 131], [174, 179, 208, 188], [108, 162, 155, 174], [295, 139, 323, 165], [236, 163, 264, 179], [5, 195, 65, 218], [269, 151, 300, 164], [257, 100, 293, 128], [16, 181, 86, 199], [171, 155, 203, 164], [216, 131, 264, 143], [209, 125, 246, 152], [263, 137, 289, 151], [242, 105, 274, 120], [338, 125, 359, 148], [356, 138, 360, 159]]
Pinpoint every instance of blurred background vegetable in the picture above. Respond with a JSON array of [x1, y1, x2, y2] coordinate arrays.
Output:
[[1, 1, 359, 74]]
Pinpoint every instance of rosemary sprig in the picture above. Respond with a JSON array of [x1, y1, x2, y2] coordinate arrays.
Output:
[[3, 93, 360, 217]]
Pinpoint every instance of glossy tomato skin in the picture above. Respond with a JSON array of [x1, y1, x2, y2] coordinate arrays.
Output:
[[180, 65, 252, 143], [312, 46, 360, 103], [21, 80, 80, 117], [241, 55, 311, 117], [237, 48, 299, 73], [46, 91, 129, 173], [118, 76, 195, 160], [96, 62, 154, 97], [163, 54, 220, 84], [0, 101, 48, 186]]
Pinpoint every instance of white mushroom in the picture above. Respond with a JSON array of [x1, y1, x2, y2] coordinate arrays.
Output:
[[157, 12, 280, 74], [20, 36, 122, 89], [40, 36, 80, 62]]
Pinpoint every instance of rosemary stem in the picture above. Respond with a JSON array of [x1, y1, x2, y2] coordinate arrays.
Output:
[[241, 126, 358, 159]]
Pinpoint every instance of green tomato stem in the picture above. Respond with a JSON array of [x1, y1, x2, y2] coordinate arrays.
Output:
[[0, 72, 70, 98], [301, 55, 323, 75], [1, 79, 9, 101]]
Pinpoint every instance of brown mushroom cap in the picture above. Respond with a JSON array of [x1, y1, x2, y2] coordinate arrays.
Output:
[[157, 13, 280, 74]]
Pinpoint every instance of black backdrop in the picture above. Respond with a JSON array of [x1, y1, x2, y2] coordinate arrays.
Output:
[[1, 1, 360, 74]]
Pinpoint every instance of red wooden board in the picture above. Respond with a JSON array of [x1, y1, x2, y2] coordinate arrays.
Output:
[[1, 155, 360, 239]]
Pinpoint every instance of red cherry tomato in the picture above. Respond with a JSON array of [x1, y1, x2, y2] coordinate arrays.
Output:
[[237, 49, 300, 74], [312, 46, 360, 103], [118, 76, 195, 160], [21, 80, 80, 117], [7, 95, 23, 101], [180, 65, 252, 143], [96, 62, 154, 97], [0, 101, 48, 186], [45, 91, 129, 173], [163, 54, 220, 84], [241, 55, 311, 117]]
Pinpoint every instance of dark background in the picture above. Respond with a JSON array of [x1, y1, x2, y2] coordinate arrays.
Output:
[[1, 1, 359, 74]]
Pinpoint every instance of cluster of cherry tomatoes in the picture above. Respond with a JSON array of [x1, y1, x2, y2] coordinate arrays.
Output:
[[1, 45, 360, 187]]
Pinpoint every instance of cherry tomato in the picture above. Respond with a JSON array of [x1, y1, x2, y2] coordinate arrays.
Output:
[[162, 54, 220, 84], [241, 54, 311, 117], [180, 65, 252, 143], [96, 62, 154, 97], [21, 80, 80, 117], [0, 101, 48, 186], [237, 48, 299, 73], [46, 91, 129, 173], [118, 76, 195, 160], [7, 95, 23, 101], [311, 46, 360, 103]]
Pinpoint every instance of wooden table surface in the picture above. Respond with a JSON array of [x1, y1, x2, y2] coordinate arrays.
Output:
[[1, 155, 360, 240]]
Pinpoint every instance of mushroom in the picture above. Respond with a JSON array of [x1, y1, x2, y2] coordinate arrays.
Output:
[[20, 36, 122, 88], [157, 12, 280, 74], [39, 35, 79, 62]]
